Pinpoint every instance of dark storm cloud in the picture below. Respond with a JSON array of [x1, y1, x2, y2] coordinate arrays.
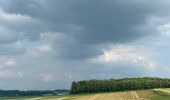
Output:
[[0, 0, 151, 43], [0, 0, 161, 59]]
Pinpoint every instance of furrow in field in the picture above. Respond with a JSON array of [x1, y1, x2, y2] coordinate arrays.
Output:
[[131, 91, 135, 99], [134, 91, 139, 99]]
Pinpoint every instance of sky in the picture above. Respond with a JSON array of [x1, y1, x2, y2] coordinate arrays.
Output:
[[0, 0, 170, 90]]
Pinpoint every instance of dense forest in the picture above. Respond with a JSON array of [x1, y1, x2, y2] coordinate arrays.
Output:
[[71, 77, 170, 94]]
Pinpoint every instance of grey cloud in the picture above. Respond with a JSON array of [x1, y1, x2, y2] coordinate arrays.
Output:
[[13, 0, 154, 59], [1, 0, 148, 43], [55, 42, 102, 59], [0, 26, 18, 44], [0, 41, 25, 55], [0, 0, 151, 44], [0, 0, 167, 60]]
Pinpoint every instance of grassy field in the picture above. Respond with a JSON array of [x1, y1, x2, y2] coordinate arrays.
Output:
[[1, 88, 170, 100], [150, 88, 170, 100]]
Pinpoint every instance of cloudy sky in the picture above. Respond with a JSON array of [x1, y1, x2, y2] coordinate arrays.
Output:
[[0, 0, 170, 90]]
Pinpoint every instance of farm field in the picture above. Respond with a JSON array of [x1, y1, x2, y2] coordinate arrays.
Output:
[[0, 90, 157, 100], [1, 89, 170, 100]]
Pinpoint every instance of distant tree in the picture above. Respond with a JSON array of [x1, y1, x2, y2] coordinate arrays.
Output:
[[71, 81, 77, 94]]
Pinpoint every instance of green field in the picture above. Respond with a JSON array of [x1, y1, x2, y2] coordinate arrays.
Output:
[[1, 88, 170, 100]]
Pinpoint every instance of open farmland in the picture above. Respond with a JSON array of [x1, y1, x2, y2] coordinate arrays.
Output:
[[150, 88, 170, 100], [0, 90, 159, 100], [2, 89, 170, 100]]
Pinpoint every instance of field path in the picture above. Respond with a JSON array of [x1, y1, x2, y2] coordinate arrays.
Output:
[[131, 91, 135, 99], [131, 91, 141, 100]]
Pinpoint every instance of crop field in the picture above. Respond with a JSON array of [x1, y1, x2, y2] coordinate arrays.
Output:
[[1, 89, 170, 100], [0, 90, 156, 100]]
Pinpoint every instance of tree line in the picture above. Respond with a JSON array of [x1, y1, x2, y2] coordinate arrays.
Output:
[[0, 90, 70, 97], [71, 77, 170, 94]]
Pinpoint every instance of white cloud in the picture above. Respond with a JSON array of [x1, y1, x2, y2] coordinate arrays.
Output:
[[146, 16, 170, 37], [157, 22, 170, 36], [0, 57, 17, 68], [90, 45, 156, 68], [0, 8, 32, 23], [4, 59, 17, 66], [37, 45, 51, 52], [26, 43, 53, 58]]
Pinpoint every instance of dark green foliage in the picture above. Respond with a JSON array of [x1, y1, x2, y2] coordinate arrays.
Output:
[[71, 77, 170, 94]]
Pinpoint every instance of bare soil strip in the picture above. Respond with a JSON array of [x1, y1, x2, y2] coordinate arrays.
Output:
[[25, 97, 42, 100], [134, 91, 139, 99], [131, 91, 135, 99]]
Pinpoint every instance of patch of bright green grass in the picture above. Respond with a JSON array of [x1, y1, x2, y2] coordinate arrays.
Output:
[[150, 95, 170, 100], [150, 88, 170, 100]]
